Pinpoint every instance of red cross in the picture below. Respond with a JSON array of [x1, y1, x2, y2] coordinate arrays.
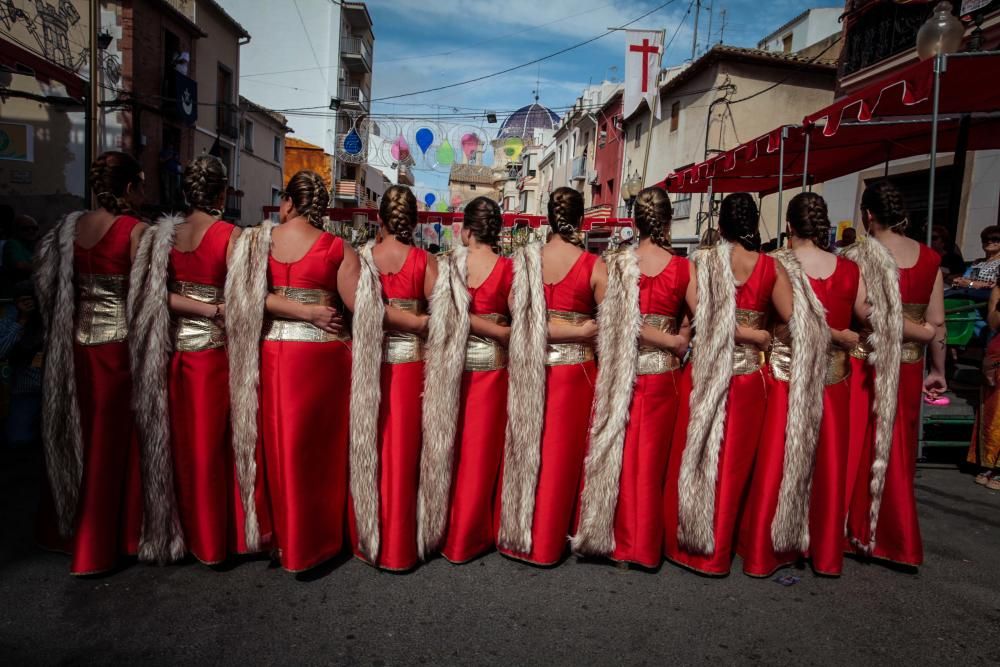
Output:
[[629, 38, 659, 93]]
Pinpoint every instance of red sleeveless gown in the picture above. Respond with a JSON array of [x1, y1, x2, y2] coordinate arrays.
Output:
[[611, 255, 690, 568], [664, 253, 777, 575], [499, 250, 598, 566], [260, 233, 351, 572], [70, 214, 143, 574], [847, 243, 938, 566], [738, 256, 859, 576], [349, 246, 429, 571], [168, 221, 269, 564], [441, 256, 514, 563]]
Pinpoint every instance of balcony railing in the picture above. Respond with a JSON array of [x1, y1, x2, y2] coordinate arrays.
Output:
[[335, 179, 359, 200], [339, 83, 369, 108], [341, 35, 372, 70], [224, 191, 242, 222], [217, 102, 239, 139], [570, 155, 587, 181]]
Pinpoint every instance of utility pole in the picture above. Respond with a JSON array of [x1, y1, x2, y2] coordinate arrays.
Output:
[[690, 0, 701, 61], [87, 0, 99, 206], [719, 8, 727, 44]]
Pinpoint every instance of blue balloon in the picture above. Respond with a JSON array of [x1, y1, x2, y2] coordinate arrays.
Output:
[[343, 128, 362, 155], [416, 128, 434, 155], [424, 192, 436, 207], [434, 223, 442, 233]]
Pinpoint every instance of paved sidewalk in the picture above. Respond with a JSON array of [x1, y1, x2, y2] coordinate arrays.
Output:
[[1, 449, 998, 665]]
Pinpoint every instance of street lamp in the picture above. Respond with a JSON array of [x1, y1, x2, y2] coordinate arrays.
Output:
[[916, 1, 964, 60], [623, 171, 643, 217]]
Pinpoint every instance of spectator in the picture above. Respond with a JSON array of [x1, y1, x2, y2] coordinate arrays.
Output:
[[0, 281, 43, 447], [3, 215, 39, 286], [932, 224, 966, 281], [427, 243, 441, 255], [950, 226, 1000, 301], [970, 285, 1000, 490], [835, 227, 857, 253]]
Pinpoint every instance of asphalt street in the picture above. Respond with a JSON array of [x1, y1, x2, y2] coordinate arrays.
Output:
[[2, 447, 999, 666]]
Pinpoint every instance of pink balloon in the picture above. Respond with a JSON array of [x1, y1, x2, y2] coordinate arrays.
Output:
[[391, 134, 410, 162], [460, 133, 479, 158]]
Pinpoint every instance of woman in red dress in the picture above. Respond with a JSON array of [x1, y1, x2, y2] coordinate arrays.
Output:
[[497, 186, 606, 566], [164, 156, 269, 564], [350, 185, 436, 572], [663, 193, 792, 576], [738, 193, 866, 577], [419, 196, 513, 563], [844, 181, 945, 568], [36, 152, 153, 574], [573, 186, 694, 568]]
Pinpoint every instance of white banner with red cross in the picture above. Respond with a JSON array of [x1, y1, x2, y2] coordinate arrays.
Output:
[[624, 29, 664, 119]]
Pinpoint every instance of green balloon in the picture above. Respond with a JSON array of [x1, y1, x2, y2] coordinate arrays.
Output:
[[436, 138, 455, 167], [435, 201, 448, 212]]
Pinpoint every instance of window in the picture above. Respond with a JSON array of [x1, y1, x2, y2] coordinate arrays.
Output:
[[242, 118, 254, 151], [599, 123, 607, 147], [670, 102, 680, 132], [634, 121, 643, 147], [782, 34, 793, 53], [673, 193, 692, 219], [273, 136, 282, 163], [271, 187, 282, 205], [470, 184, 477, 190]]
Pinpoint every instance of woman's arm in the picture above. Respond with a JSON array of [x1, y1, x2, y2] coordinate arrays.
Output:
[[548, 319, 598, 344], [129, 222, 150, 262], [169, 293, 220, 319], [225, 226, 242, 262], [470, 314, 511, 346], [771, 261, 794, 324], [639, 325, 688, 356], [923, 270, 948, 397], [736, 326, 771, 351], [265, 293, 342, 334], [591, 256, 608, 305], [337, 243, 360, 312]]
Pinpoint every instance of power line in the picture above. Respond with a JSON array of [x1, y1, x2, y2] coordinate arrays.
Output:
[[727, 36, 842, 105], [291, 0, 328, 86], [664, 0, 695, 55]]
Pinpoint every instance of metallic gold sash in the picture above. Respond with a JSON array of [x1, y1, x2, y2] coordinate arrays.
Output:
[[849, 324, 874, 361], [546, 309, 595, 366], [263, 286, 350, 343], [733, 308, 767, 376], [384, 298, 425, 364], [770, 322, 850, 385], [637, 313, 680, 375], [75, 273, 128, 345], [465, 313, 508, 371], [171, 281, 225, 352], [850, 303, 928, 364]]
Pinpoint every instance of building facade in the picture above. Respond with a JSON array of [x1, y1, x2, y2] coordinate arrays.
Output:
[[591, 90, 625, 215], [238, 95, 288, 223], [757, 7, 842, 54], [448, 164, 498, 211]]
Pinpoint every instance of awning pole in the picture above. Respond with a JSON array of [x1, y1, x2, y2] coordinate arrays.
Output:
[[776, 126, 787, 242], [925, 54, 945, 246], [707, 177, 714, 230], [802, 126, 811, 191]]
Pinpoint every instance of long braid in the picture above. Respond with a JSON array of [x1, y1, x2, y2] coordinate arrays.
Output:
[[285, 170, 330, 229], [89, 151, 142, 215], [462, 196, 503, 253], [182, 156, 228, 215], [786, 192, 831, 250], [633, 186, 673, 250], [718, 193, 761, 251], [862, 180, 909, 235], [547, 186, 584, 248], [379, 185, 418, 245]]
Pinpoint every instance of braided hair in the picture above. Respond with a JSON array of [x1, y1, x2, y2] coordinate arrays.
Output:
[[547, 186, 584, 247], [182, 155, 228, 215], [89, 151, 143, 215], [786, 192, 831, 250], [718, 192, 761, 251], [633, 186, 673, 250], [462, 196, 502, 253], [861, 180, 909, 234], [285, 170, 330, 229], [378, 184, 418, 244]]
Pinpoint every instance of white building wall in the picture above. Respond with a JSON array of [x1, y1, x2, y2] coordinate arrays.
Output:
[[759, 8, 842, 53]]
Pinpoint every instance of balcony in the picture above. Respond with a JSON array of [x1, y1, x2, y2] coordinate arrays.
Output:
[[335, 178, 359, 201], [224, 190, 242, 222], [338, 83, 369, 109], [341, 35, 372, 72], [570, 155, 587, 181], [217, 102, 239, 139], [587, 168, 599, 185]]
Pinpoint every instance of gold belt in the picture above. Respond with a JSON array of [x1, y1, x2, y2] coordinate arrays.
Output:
[[546, 309, 595, 366], [637, 313, 680, 375], [465, 313, 508, 371], [263, 286, 350, 343], [171, 281, 225, 352], [733, 308, 767, 376], [769, 324, 851, 385], [75, 273, 128, 345], [385, 298, 425, 364], [850, 303, 927, 363]]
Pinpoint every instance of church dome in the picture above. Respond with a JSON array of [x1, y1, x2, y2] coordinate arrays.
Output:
[[496, 103, 560, 140]]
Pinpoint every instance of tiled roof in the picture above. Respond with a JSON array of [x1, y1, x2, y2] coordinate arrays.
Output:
[[239, 95, 289, 131], [448, 163, 496, 185], [497, 103, 560, 140]]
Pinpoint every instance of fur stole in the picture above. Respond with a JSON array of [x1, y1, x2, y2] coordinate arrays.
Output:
[[224, 221, 276, 552], [126, 215, 186, 563], [417, 244, 471, 559], [768, 249, 831, 553], [677, 241, 737, 555], [842, 238, 902, 554], [496, 242, 547, 554], [570, 247, 642, 556], [34, 212, 85, 538], [349, 240, 386, 562]]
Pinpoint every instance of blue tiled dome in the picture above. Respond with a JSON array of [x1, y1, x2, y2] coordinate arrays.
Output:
[[497, 103, 560, 140]]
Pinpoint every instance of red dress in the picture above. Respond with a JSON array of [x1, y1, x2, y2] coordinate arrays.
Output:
[[441, 256, 514, 563], [664, 253, 777, 575], [611, 255, 690, 568], [499, 250, 599, 566], [739, 256, 859, 576], [349, 246, 429, 571], [70, 215, 144, 574], [260, 233, 351, 572], [847, 243, 938, 566], [168, 221, 269, 564]]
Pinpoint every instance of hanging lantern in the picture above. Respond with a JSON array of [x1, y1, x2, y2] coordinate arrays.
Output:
[[916, 2, 965, 61]]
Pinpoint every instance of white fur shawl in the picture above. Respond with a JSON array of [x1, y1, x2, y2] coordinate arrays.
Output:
[[570, 247, 642, 556]]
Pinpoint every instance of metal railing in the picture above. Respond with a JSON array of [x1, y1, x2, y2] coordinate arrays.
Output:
[[341, 35, 372, 69], [217, 102, 238, 139], [570, 155, 586, 181], [335, 179, 359, 200], [338, 83, 369, 108]]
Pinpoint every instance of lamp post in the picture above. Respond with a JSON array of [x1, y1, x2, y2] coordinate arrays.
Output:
[[623, 171, 643, 217]]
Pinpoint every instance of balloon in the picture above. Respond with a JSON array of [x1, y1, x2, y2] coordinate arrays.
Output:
[[391, 134, 410, 162], [436, 138, 455, 167], [433, 223, 442, 234], [435, 202, 448, 212], [424, 192, 436, 207], [503, 137, 523, 162], [451, 195, 462, 207], [415, 128, 434, 155], [460, 133, 479, 159], [343, 128, 362, 156]]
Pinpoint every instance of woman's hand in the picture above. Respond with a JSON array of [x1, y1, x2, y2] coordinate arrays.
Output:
[[577, 319, 599, 343], [211, 303, 226, 328], [832, 328, 860, 351], [309, 305, 343, 335], [753, 329, 772, 352], [923, 370, 948, 398]]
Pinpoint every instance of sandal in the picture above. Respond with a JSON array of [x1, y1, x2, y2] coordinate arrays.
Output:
[[975, 471, 993, 485], [988, 476, 1000, 491]]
